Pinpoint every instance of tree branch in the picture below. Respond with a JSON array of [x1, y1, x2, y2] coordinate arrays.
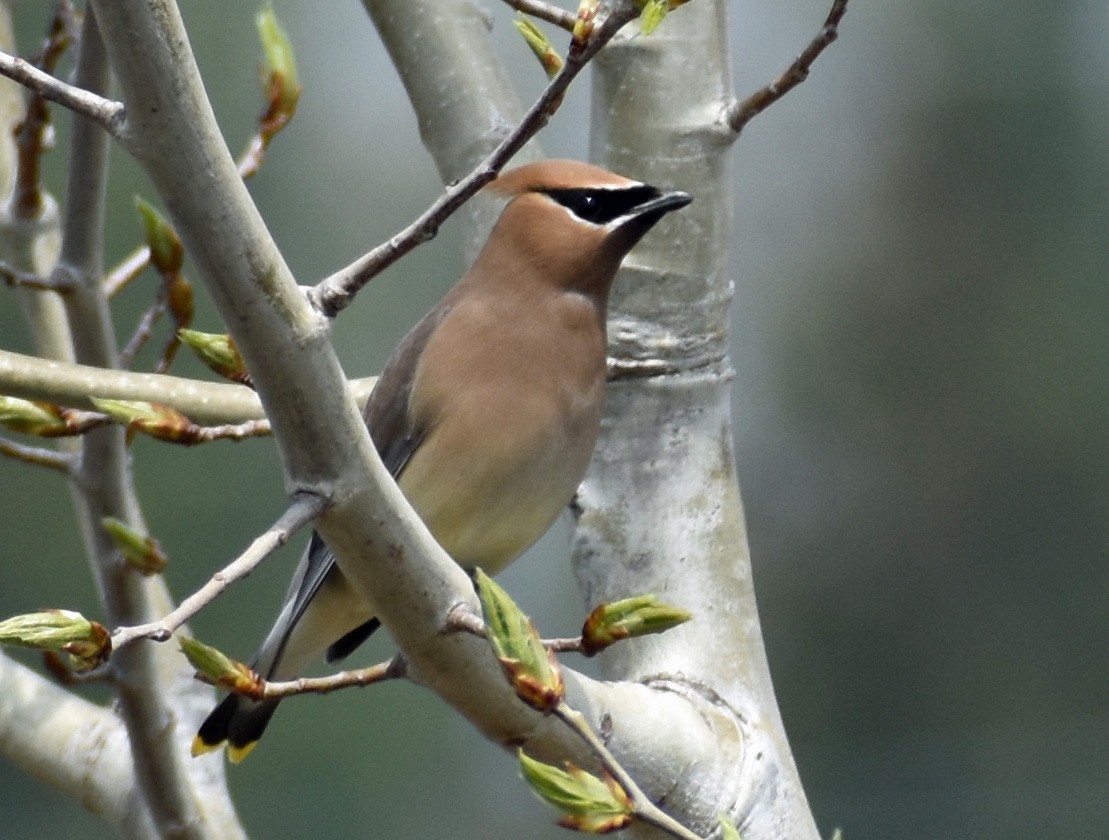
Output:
[[723, 0, 848, 135], [112, 493, 328, 650], [53, 10, 211, 838], [103, 245, 151, 298], [0, 433, 74, 472], [0, 652, 157, 837], [0, 258, 74, 291], [553, 704, 703, 840], [259, 656, 405, 699], [0, 348, 376, 425], [310, 3, 639, 318], [500, 0, 577, 31], [0, 47, 124, 136], [445, 604, 585, 654]]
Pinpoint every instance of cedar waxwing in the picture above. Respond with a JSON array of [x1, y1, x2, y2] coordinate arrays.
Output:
[[193, 160, 692, 761]]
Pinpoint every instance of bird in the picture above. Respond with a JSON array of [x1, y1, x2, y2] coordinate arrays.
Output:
[[192, 159, 692, 762]]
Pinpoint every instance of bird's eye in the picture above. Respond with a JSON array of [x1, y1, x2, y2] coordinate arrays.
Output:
[[544, 186, 662, 226], [545, 188, 608, 223], [571, 193, 602, 222]]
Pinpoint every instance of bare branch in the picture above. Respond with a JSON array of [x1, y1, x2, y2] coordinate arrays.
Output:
[[184, 417, 271, 442], [445, 605, 584, 653], [103, 245, 151, 298], [259, 656, 406, 699], [111, 493, 328, 650], [723, 0, 849, 135], [0, 49, 124, 136], [47, 8, 210, 835], [118, 290, 167, 368], [0, 652, 157, 836], [0, 259, 74, 292], [0, 348, 376, 425], [309, 4, 639, 318], [501, 0, 576, 31], [0, 434, 74, 472]]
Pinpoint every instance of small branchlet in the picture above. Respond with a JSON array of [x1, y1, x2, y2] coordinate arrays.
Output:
[[103, 246, 152, 299], [726, 0, 849, 136], [89, 397, 269, 444], [0, 434, 74, 473], [259, 658, 406, 699], [183, 642, 402, 705], [0, 260, 74, 293], [112, 493, 325, 652], [311, 0, 642, 317], [500, 0, 576, 32]]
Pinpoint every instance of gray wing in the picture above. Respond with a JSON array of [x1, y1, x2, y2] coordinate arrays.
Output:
[[268, 301, 456, 668]]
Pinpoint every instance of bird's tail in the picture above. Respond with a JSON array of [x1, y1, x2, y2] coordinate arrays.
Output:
[[192, 693, 280, 763], [191, 535, 377, 762], [191, 615, 381, 762]]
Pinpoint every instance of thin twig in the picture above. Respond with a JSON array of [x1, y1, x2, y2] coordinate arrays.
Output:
[[259, 656, 407, 699], [553, 704, 704, 840], [444, 604, 584, 653], [118, 289, 167, 369], [500, 0, 576, 31], [0, 260, 74, 293], [0, 434, 74, 472], [187, 418, 271, 442], [0, 49, 125, 136], [724, 0, 849, 136], [309, 3, 639, 318], [110, 493, 328, 650], [103, 245, 151, 298]]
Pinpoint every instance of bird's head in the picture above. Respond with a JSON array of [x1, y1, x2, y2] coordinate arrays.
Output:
[[478, 159, 692, 298]]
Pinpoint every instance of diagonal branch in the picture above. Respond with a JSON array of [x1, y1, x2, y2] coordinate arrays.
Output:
[[0, 652, 157, 837], [500, 0, 577, 31], [111, 493, 328, 650], [723, 0, 849, 135], [0, 434, 75, 472], [0, 48, 125, 135], [554, 704, 704, 840], [309, 4, 639, 318]]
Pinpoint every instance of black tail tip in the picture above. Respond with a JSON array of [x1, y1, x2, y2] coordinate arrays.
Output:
[[193, 692, 279, 763]]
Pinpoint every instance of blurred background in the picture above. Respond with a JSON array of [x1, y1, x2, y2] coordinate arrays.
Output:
[[1, 1, 1105, 838]]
